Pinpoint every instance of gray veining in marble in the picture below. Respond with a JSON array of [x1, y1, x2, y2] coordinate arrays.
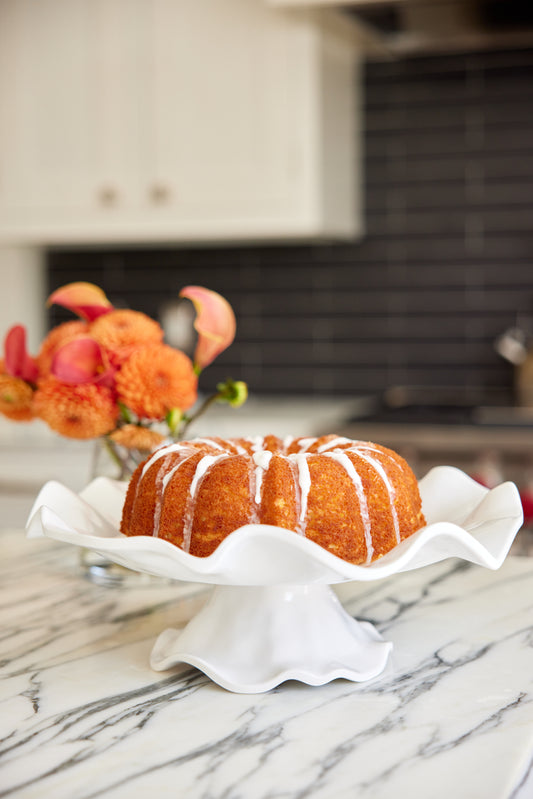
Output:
[[1, 527, 533, 798]]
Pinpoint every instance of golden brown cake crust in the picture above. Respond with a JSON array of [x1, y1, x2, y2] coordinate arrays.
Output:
[[120, 434, 426, 564]]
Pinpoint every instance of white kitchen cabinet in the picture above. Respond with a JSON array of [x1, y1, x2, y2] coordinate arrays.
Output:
[[0, 0, 362, 245], [0, 0, 152, 224]]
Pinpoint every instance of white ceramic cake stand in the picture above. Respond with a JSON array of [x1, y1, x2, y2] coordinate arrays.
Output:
[[26, 466, 523, 693]]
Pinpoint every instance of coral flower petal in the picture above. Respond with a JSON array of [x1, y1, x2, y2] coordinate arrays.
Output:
[[179, 286, 236, 370], [47, 282, 113, 322], [4, 325, 39, 383], [51, 337, 114, 386]]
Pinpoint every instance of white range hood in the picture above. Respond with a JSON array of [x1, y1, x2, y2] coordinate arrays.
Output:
[[269, 0, 533, 56]]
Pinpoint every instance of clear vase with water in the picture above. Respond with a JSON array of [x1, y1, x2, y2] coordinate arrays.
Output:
[[79, 437, 160, 586]]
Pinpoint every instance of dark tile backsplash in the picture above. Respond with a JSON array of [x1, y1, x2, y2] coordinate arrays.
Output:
[[48, 48, 533, 402]]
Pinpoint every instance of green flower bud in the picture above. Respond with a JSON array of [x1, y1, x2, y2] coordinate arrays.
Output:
[[216, 379, 248, 408], [166, 407, 183, 435]]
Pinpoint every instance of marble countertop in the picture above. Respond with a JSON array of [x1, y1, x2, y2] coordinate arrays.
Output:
[[2, 527, 533, 798]]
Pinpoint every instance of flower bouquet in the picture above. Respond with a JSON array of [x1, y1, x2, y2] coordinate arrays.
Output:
[[1, 281, 247, 583], [0, 281, 247, 477]]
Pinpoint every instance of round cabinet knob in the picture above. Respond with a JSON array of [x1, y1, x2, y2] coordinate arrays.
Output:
[[98, 186, 119, 207], [149, 184, 171, 204]]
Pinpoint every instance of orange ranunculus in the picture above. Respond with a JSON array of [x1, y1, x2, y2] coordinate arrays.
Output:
[[47, 282, 113, 322], [34, 378, 119, 439], [90, 309, 164, 367], [0, 372, 35, 421], [115, 344, 197, 419], [179, 286, 236, 371], [37, 320, 89, 376], [109, 424, 165, 451]]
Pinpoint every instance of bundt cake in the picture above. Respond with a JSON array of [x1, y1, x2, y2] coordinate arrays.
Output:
[[120, 434, 426, 565]]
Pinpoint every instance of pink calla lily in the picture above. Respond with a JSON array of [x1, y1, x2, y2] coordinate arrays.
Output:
[[51, 337, 115, 388], [180, 286, 236, 371], [47, 282, 114, 322], [4, 325, 39, 383]]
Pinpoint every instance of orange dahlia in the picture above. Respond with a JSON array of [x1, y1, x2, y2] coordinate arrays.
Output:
[[37, 320, 89, 376], [115, 344, 197, 419], [109, 424, 165, 451], [90, 310, 163, 367], [0, 373, 34, 421], [33, 378, 119, 439]]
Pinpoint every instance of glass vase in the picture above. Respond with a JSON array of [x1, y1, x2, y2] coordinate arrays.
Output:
[[79, 437, 161, 586]]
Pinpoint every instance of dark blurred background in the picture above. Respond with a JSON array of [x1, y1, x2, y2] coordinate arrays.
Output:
[[48, 46, 533, 403]]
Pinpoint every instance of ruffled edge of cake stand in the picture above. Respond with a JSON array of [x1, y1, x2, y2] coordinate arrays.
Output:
[[25, 465, 524, 586]]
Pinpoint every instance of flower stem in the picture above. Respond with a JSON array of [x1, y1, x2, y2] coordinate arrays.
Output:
[[103, 435, 130, 479], [178, 392, 221, 439]]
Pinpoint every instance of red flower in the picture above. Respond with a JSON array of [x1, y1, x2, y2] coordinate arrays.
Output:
[[4, 325, 38, 383]]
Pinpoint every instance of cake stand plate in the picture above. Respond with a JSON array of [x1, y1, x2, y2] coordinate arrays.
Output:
[[26, 466, 523, 693], [150, 584, 391, 693]]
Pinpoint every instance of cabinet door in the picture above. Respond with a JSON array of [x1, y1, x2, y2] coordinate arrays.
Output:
[[0, 0, 101, 216], [0, 0, 149, 225], [150, 0, 314, 227], [91, 0, 153, 214]]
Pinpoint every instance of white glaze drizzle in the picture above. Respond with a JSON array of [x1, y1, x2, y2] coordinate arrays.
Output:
[[248, 466, 260, 524], [297, 437, 317, 453], [181, 453, 231, 553], [152, 452, 197, 537], [246, 436, 266, 453], [283, 435, 294, 451], [191, 437, 225, 451], [317, 437, 353, 453], [152, 457, 172, 537], [189, 454, 228, 498], [244, 436, 265, 517], [351, 447, 401, 544], [323, 451, 374, 564], [288, 453, 312, 532], [358, 443, 406, 474], [161, 455, 193, 492], [252, 450, 273, 505], [317, 440, 403, 545], [140, 441, 192, 477], [132, 443, 191, 537]]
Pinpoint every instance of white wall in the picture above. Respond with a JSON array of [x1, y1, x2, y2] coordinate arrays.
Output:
[[0, 247, 46, 353]]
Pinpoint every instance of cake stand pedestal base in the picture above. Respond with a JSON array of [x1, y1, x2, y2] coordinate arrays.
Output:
[[150, 583, 392, 693]]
